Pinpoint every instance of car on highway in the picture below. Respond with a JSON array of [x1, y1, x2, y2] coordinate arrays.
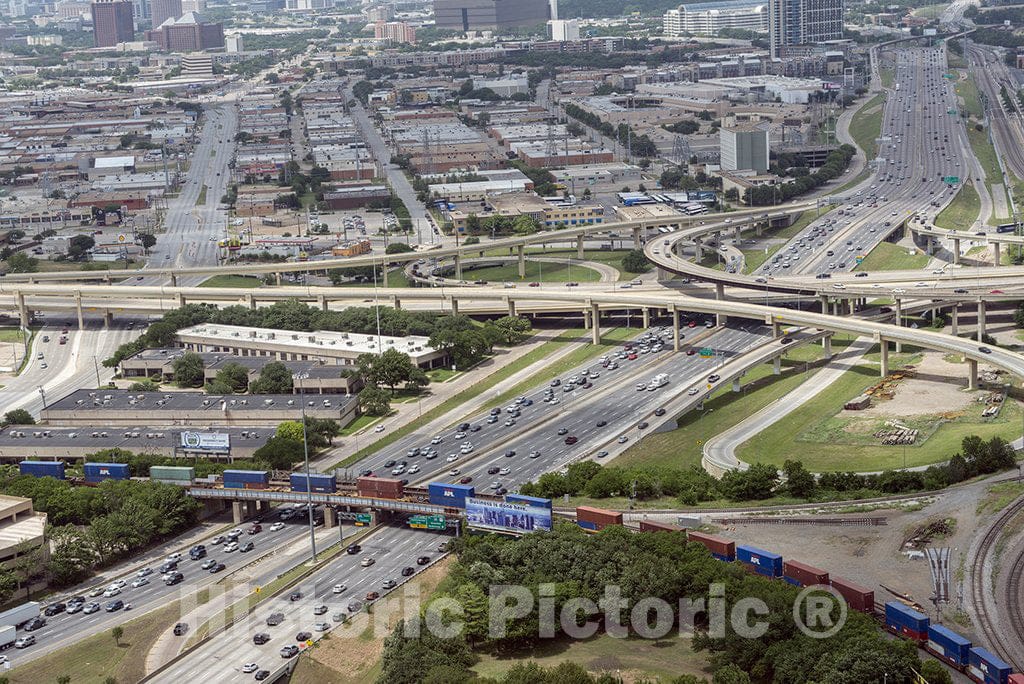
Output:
[[44, 602, 65, 617], [708, 374, 720, 383], [209, 563, 226, 573], [417, 556, 431, 565], [361, 557, 375, 567], [654, 408, 666, 416], [365, 590, 381, 601], [239, 541, 255, 553], [280, 645, 300, 658], [617, 436, 629, 444], [14, 636, 35, 649], [131, 577, 149, 588], [83, 602, 101, 614], [557, 427, 568, 435], [979, 346, 992, 354], [346, 544, 361, 555], [224, 541, 239, 553], [255, 670, 271, 681], [295, 631, 312, 642], [347, 600, 363, 612], [382, 578, 398, 589], [270, 522, 285, 532], [103, 586, 121, 598], [315, 622, 330, 632], [459, 476, 473, 484], [288, 591, 303, 602], [314, 604, 328, 615], [266, 613, 285, 626], [242, 663, 259, 673], [529, 450, 540, 459], [564, 436, 578, 445], [105, 600, 125, 612]]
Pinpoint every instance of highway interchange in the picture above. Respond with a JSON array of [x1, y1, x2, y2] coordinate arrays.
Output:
[[7, 31, 1024, 681]]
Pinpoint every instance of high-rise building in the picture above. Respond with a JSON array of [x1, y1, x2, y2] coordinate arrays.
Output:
[[144, 10, 223, 51], [664, 0, 769, 37], [375, 21, 416, 45], [131, 0, 148, 25], [91, 0, 134, 47], [180, 0, 204, 12], [434, 0, 550, 31], [720, 124, 769, 173], [768, 0, 843, 57], [548, 18, 579, 41], [225, 33, 243, 52], [150, 0, 180, 29]]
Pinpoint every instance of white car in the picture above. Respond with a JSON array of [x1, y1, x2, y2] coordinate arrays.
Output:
[[374, 424, 386, 433], [166, 553, 182, 563], [242, 663, 259, 673], [224, 542, 239, 553], [137, 568, 153, 577], [688, 387, 700, 396], [131, 577, 149, 588], [499, 467, 510, 475], [445, 454, 459, 462], [103, 587, 121, 598], [111, 579, 128, 589], [270, 522, 285, 531], [408, 465, 420, 474], [332, 584, 347, 594], [430, 436, 442, 444], [448, 468, 460, 476]]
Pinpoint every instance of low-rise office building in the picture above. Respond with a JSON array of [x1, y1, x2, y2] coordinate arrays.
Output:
[[0, 496, 48, 598], [41, 389, 359, 427]]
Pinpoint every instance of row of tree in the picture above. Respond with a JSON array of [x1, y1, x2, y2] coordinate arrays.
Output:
[[518, 436, 1017, 506], [744, 145, 856, 206], [378, 524, 936, 684]]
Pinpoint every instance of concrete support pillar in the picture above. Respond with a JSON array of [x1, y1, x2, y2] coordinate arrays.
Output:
[[848, 299, 855, 315], [590, 302, 600, 344], [880, 339, 890, 378], [953, 238, 961, 264], [104, 311, 113, 327], [450, 298, 458, 316], [232, 501, 246, 524], [823, 335, 832, 359], [894, 298, 903, 353], [583, 308, 591, 329], [732, 377, 741, 392], [506, 298, 516, 317], [176, 293, 186, 308], [993, 242, 1001, 266], [15, 292, 28, 329], [772, 319, 782, 338], [170, 274, 178, 287], [694, 239, 704, 261], [967, 359, 978, 390], [392, 296, 401, 311], [246, 294, 257, 310], [642, 308, 650, 328], [382, 265, 389, 288], [576, 234, 585, 260], [517, 244, 525, 278], [454, 254, 462, 280], [324, 506, 337, 530], [951, 304, 959, 336], [313, 295, 325, 312], [715, 282, 725, 300], [977, 299, 987, 341], [632, 225, 642, 248], [274, 273, 282, 286], [672, 306, 681, 352], [756, 224, 764, 237], [75, 293, 84, 330], [820, 295, 829, 314], [773, 356, 781, 374], [656, 266, 669, 281]]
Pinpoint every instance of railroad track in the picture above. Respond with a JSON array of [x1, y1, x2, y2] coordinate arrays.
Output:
[[969, 494, 1024, 671]]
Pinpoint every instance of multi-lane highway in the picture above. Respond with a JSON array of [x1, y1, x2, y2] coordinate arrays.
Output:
[[151, 525, 444, 683]]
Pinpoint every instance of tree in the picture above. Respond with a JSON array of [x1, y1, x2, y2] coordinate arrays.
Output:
[[250, 361, 293, 394], [212, 362, 249, 393], [252, 436, 304, 469], [2, 409, 35, 427], [47, 525, 95, 586], [920, 660, 952, 684], [67, 234, 96, 260], [129, 379, 160, 392], [172, 352, 205, 388], [112, 625, 123, 646], [0, 568, 17, 605], [385, 242, 415, 254], [57, 677, 70, 684], [621, 249, 650, 274], [276, 420, 306, 443], [10, 540, 45, 598], [491, 316, 532, 345], [358, 384, 391, 416], [357, 348, 420, 394], [782, 460, 816, 499], [511, 214, 538, 235], [140, 234, 157, 252], [5, 252, 39, 273]]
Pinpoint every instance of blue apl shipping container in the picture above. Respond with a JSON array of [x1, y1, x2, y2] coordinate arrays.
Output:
[[428, 482, 474, 508], [290, 473, 337, 493], [19, 460, 66, 479], [926, 624, 971, 667], [84, 462, 130, 483], [885, 602, 929, 641], [735, 544, 783, 577], [223, 469, 270, 485], [968, 647, 1011, 684], [504, 494, 552, 510]]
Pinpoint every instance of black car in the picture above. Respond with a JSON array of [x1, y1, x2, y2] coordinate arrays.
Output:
[[296, 631, 312, 642], [470, 425, 481, 432], [253, 632, 271, 645], [359, 469, 373, 477], [159, 560, 178, 573], [458, 422, 471, 431], [24, 617, 46, 631], [210, 563, 226, 573], [654, 408, 666, 417], [383, 459, 396, 468], [416, 556, 431, 565], [487, 466, 500, 474], [346, 544, 361, 555], [638, 421, 649, 430], [44, 602, 66, 616], [979, 346, 993, 354], [267, 612, 285, 626], [174, 622, 189, 636], [596, 420, 607, 427], [255, 671, 271, 681], [289, 591, 303, 601], [105, 600, 124, 612], [504, 450, 515, 458], [401, 566, 415, 577]]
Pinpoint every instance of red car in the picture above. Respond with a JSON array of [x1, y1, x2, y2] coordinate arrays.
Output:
[[528, 282, 540, 287], [458, 476, 472, 484], [248, 524, 261, 535], [687, 321, 697, 328], [685, 349, 696, 356], [627, 353, 637, 360], [564, 436, 578, 445]]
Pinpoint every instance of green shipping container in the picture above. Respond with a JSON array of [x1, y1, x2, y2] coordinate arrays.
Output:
[[149, 466, 195, 483]]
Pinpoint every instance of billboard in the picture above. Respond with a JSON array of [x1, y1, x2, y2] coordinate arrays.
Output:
[[465, 497, 552, 534], [687, 191, 717, 203], [180, 431, 230, 452]]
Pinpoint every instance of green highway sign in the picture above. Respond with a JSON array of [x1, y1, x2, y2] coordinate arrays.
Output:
[[942, 176, 960, 185], [855, 256, 864, 264], [409, 514, 446, 530], [947, 108, 957, 116], [354, 513, 372, 526], [943, 73, 955, 79], [698, 347, 714, 358]]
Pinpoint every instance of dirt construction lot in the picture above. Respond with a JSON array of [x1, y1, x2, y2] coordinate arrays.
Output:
[[851, 352, 978, 418]]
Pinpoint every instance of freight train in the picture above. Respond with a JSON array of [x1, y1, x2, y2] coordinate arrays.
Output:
[[585, 506, 1022, 684]]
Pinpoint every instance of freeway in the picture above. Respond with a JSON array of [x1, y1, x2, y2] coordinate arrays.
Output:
[[150, 525, 445, 683], [5, 508, 325, 668], [965, 40, 1024, 181]]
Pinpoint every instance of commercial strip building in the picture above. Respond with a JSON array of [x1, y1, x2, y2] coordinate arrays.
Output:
[[40, 389, 359, 427], [0, 427, 272, 462], [663, 0, 769, 37], [176, 324, 449, 369], [550, 163, 643, 192]]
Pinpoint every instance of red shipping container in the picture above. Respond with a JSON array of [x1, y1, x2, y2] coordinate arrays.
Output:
[[356, 476, 403, 498], [576, 506, 622, 528], [686, 530, 736, 560], [639, 520, 683, 533], [783, 560, 829, 587], [245, 482, 269, 490], [829, 576, 875, 613]]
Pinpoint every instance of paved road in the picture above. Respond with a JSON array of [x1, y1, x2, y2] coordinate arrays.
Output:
[[151, 525, 444, 683]]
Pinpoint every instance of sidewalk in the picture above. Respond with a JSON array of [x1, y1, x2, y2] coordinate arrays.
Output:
[[309, 326, 601, 470]]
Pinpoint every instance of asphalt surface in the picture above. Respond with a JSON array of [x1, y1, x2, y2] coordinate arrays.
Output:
[[151, 525, 445, 683], [757, 46, 968, 279], [2, 510, 329, 667]]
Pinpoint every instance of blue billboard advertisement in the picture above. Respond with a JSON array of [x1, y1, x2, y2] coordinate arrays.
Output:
[[688, 191, 717, 203], [465, 497, 552, 533]]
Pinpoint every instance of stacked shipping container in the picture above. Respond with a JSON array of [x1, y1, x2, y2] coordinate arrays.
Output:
[[427, 482, 473, 508], [686, 530, 736, 561], [927, 624, 971, 668], [828, 576, 874, 612], [782, 560, 828, 587], [968, 648, 1012, 684], [736, 544, 784, 578], [357, 476, 404, 499], [290, 473, 338, 493], [222, 470, 270, 489], [884, 602, 929, 642], [149, 466, 195, 483], [575, 506, 622, 531]]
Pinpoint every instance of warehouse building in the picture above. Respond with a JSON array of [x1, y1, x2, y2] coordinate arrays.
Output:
[[176, 324, 449, 369], [40, 389, 358, 428]]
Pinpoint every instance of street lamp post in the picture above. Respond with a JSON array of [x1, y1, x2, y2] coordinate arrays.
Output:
[[293, 371, 318, 563]]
